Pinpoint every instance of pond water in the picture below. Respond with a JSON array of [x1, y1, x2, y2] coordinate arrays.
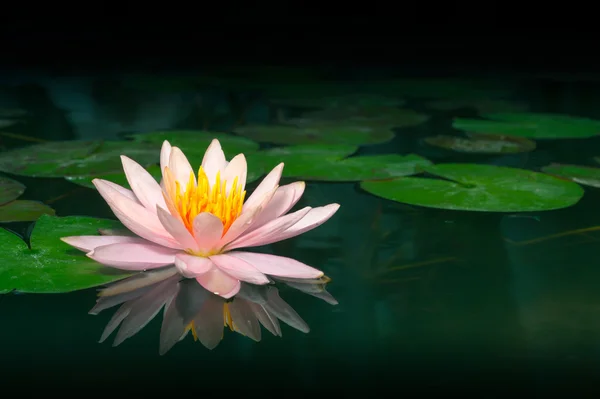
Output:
[[1, 68, 600, 396]]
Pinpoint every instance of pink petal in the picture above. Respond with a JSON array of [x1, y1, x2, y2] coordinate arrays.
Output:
[[174, 253, 213, 278], [121, 155, 166, 212], [169, 146, 195, 189], [242, 163, 283, 212], [244, 181, 306, 234], [88, 242, 179, 271], [192, 212, 224, 253], [191, 295, 226, 350], [228, 251, 324, 279], [201, 139, 227, 187], [218, 186, 278, 247], [61, 235, 147, 252], [220, 153, 247, 194], [156, 206, 199, 252], [160, 140, 172, 173], [225, 206, 311, 250], [209, 253, 269, 285], [249, 203, 340, 246], [195, 267, 240, 298], [100, 179, 140, 204], [93, 179, 182, 249]]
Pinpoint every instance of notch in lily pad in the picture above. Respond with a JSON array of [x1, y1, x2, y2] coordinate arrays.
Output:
[[0, 215, 134, 294], [0, 176, 55, 222], [541, 164, 600, 188], [453, 112, 600, 139], [360, 163, 584, 212], [424, 133, 536, 154]]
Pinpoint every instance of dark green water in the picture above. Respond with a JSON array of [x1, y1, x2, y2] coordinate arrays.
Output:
[[2, 71, 600, 396]]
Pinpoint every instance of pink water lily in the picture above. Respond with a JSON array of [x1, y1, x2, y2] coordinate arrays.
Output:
[[62, 139, 340, 299]]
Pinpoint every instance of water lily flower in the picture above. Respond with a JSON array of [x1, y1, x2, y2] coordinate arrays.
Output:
[[90, 266, 336, 354], [62, 139, 339, 299]]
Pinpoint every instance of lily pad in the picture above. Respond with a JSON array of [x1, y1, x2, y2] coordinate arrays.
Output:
[[453, 112, 600, 139], [127, 130, 259, 158], [0, 176, 25, 205], [234, 122, 395, 146], [279, 154, 433, 182], [66, 164, 163, 190], [0, 119, 19, 129], [298, 106, 430, 129], [0, 215, 134, 294], [0, 140, 159, 178], [541, 164, 600, 188], [424, 133, 536, 154], [269, 93, 405, 109], [426, 99, 529, 113], [246, 144, 359, 178], [360, 163, 584, 212], [0, 200, 55, 222]]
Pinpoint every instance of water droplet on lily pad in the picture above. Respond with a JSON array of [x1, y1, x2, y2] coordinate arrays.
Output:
[[424, 133, 536, 154], [453, 112, 600, 139], [541, 164, 600, 188], [360, 163, 584, 212], [0, 215, 134, 294]]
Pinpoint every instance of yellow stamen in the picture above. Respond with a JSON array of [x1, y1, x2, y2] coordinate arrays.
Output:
[[165, 166, 246, 237], [223, 302, 235, 331]]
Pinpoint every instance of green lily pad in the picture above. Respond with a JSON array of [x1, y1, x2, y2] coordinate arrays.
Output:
[[247, 144, 359, 178], [541, 164, 600, 188], [0, 140, 160, 178], [360, 163, 584, 212], [0, 176, 25, 205], [424, 133, 536, 154], [269, 93, 405, 109], [65, 164, 164, 190], [0, 200, 55, 222], [453, 112, 600, 139], [234, 122, 395, 146], [0, 119, 18, 128], [279, 154, 433, 182], [0, 215, 134, 294], [127, 130, 259, 158], [298, 106, 430, 129], [426, 99, 529, 113]]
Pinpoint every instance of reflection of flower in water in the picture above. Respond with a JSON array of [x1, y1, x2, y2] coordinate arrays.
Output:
[[90, 266, 337, 355]]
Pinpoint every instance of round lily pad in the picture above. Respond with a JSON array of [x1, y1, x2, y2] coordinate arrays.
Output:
[[127, 130, 259, 158], [298, 106, 430, 129], [0, 176, 25, 205], [234, 122, 395, 146], [280, 154, 433, 182], [246, 144, 358, 177], [0, 140, 158, 178], [0, 200, 55, 222], [360, 163, 584, 212], [424, 133, 536, 154], [269, 93, 406, 109], [0, 215, 134, 294], [541, 164, 600, 188], [426, 99, 529, 113], [453, 112, 600, 139]]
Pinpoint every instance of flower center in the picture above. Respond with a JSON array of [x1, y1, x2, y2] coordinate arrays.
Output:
[[166, 166, 245, 236]]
